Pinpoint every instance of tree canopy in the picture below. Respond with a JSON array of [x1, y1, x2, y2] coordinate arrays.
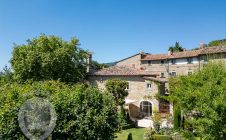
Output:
[[168, 62, 226, 139], [11, 34, 88, 83], [92, 60, 109, 70], [105, 78, 129, 106], [208, 38, 226, 47], [0, 81, 119, 139], [168, 42, 183, 52]]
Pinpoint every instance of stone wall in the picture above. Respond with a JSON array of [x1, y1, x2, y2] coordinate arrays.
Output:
[[116, 54, 141, 69], [88, 75, 161, 117]]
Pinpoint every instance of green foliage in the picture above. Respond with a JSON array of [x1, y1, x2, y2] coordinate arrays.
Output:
[[0, 81, 119, 139], [105, 78, 129, 106], [152, 111, 161, 133], [168, 42, 183, 52], [11, 34, 88, 83], [127, 133, 133, 140], [143, 128, 155, 140], [152, 134, 171, 140], [173, 106, 181, 130], [92, 60, 109, 70], [208, 38, 226, 47], [168, 62, 226, 139], [0, 65, 14, 83]]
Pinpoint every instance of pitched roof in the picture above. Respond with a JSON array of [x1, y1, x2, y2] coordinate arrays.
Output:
[[89, 66, 158, 76], [200, 46, 226, 54], [141, 46, 226, 60]]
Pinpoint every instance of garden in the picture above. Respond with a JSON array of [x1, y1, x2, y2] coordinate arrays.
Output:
[[0, 35, 225, 140]]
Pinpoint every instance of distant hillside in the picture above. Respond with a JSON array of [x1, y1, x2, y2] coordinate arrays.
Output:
[[208, 38, 226, 47], [191, 38, 226, 50], [104, 62, 117, 66]]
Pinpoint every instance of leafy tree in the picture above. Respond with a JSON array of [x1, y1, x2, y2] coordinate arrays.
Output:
[[92, 60, 109, 70], [11, 34, 88, 83], [0, 81, 119, 139], [105, 79, 129, 124], [173, 106, 181, 130], [105, 78, 129, 106], [0, 65, 14, 83], [168, 42, 183, 52], [168, 62, 226, 139], [208, 38, 226, 47]]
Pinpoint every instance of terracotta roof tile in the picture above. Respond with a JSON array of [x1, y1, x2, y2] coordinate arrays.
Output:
[[141, 46, 226, 60], [200, 46, 226, 54], [89, 66, 158, 76]]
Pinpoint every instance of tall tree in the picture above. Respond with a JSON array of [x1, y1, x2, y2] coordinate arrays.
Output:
[[11, 34, 88, 83], [168, 62, 226, 139], [0, 65, 13, 83], [168, 42, 183, 52], [105, 78, 129, 106], [92, 60, 109, 70], [0, 81, 119, 139], [105, 79, 129, 124], [208, 38, 226, 47]]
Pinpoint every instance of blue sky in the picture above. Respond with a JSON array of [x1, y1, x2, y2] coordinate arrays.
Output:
[[1, 0, 226, 69]]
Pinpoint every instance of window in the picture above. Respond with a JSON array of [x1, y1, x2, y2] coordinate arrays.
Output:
[[171, 71, 176, 77], [148, 61, 152, 65], [187, 58, 193, 64], [147, 83, 151, 89], [140, 101, 152, 117], [160, 72, 164, 78], [171, 59, 176, 64], [160, 60, 164, 65]]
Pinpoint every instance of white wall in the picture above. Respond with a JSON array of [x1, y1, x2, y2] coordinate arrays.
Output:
[[169, 57, 199, 65]]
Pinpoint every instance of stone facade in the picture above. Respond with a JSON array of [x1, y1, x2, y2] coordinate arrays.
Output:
[[88, 46, 226, 120], [116, 53, 142, 69], [88, 75, 160, 118]]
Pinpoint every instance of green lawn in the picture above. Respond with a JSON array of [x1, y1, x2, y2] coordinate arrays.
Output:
[[115, 128, 146, 140]]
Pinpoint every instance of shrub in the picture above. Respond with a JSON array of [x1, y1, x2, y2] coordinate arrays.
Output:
[[173, 106, 181, 130], [143, 128, 155, 140], [0, 81, 119, 139], [152, 134, 171, 140]]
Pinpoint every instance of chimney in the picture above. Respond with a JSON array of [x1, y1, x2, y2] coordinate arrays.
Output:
[[168, 50, 173, 55], [86, 53, 92, 73], [199, 43, 206, 49]]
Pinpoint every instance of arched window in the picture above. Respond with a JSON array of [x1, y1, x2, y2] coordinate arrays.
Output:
[[140, 101, 152, 117]]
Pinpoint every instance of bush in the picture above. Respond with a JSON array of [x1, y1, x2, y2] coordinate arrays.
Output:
[[143, 128, 155, 140], [159, 127, 174, 135], [0, 81, 119, 139], [152, 134, 171, 140], [173, 106, 181, 130]]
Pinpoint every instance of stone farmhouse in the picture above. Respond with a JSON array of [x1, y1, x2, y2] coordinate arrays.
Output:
[[88, 44, 226, 127]]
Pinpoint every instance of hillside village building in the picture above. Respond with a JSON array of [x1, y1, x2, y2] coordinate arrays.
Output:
[[88, 45, 226, 127]]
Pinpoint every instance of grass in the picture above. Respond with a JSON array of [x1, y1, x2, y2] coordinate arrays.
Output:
[[115, 128, 146, 140]]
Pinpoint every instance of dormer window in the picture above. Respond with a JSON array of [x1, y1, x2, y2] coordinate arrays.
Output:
[[187, 58, 193, 64]]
